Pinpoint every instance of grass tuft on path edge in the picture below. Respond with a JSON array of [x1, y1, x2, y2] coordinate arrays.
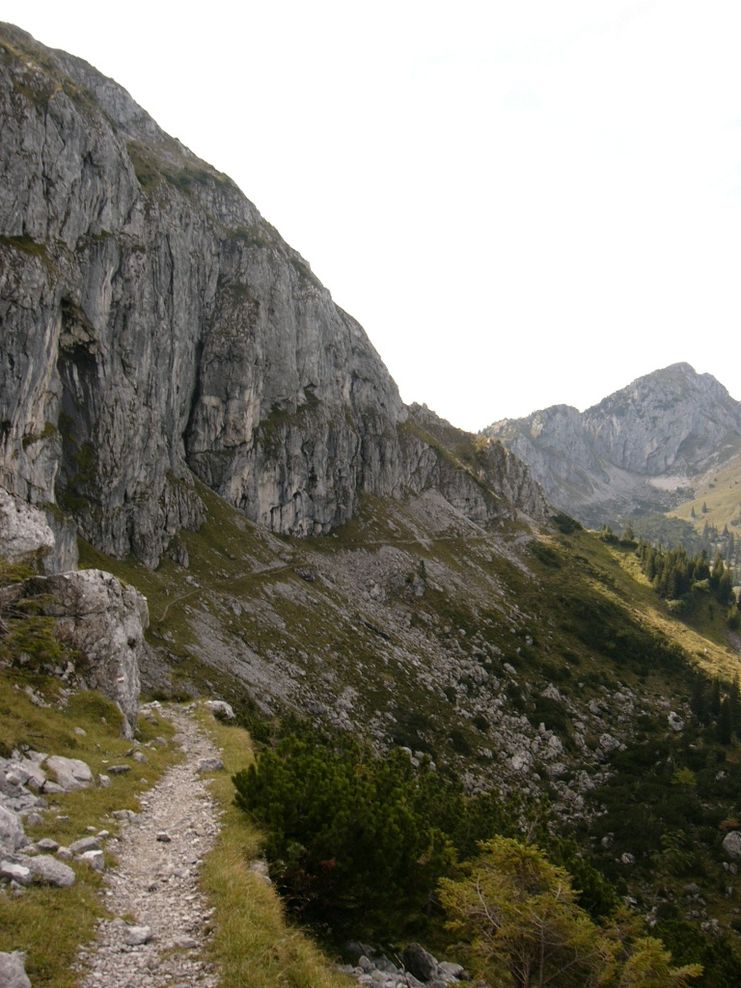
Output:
[[197, 706, 352, 988]]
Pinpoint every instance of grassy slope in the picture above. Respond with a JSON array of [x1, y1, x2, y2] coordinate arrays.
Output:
[[670, 448, 741, 534], [71, 480, 741, 970], [570, 533, 740, 681], [77, 478, 741, 768]]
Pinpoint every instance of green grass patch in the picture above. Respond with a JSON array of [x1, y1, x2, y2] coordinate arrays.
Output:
[[0, 670, 179, 986], [197, 707, 352, 988]]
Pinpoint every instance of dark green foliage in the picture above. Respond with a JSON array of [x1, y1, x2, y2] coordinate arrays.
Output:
[[556, 586, 685, 675], [529, 541, 562, 568], [717, 698, 732, 744], [233, 735, 454, 939], [551, 512, 582, 534], [599, 524, 619, 545], [549, 837, 620, 919], [657, 920, 741, 988], [636, 540, 735, 610], [528, 694, 575, 751], [234, 730, 542, 942], [628, 514, 701, 554], [585, 727, 741, 893]]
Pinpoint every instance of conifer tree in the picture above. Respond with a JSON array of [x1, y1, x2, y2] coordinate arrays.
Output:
[[718, 698, 733, 745]]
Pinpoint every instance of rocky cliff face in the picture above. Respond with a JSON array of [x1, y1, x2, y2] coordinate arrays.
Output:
[[484, 363, 741, 527], [0, 24, 547, 567]]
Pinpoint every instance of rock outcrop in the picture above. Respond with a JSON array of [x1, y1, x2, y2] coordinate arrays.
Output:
[[484, 363, 741, 527], [26, 570, 146, 735], [0, 487, 77, 573], [0, 23, 547, 568]]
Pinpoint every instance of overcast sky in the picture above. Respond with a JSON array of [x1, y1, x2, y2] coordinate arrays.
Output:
[[4, 1, 741, 431]]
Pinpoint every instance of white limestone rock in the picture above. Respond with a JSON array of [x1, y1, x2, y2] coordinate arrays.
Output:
[[0, 951, 32, 988], [125, 925, 153, 946], [722, 831, 741, 861], [44, 755, 93, 792], [205, 700, 235, 720], [30, 570, 146, 736], [24, 853, 76, 887], [0, 805, 25, 852]]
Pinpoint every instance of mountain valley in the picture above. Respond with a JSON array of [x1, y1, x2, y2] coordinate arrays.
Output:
[[1, 22, 741, 988]]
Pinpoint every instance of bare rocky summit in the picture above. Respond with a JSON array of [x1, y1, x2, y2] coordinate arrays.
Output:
[[484, 362, 741, 528]]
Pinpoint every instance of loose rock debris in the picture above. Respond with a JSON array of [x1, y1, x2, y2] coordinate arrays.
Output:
[[76, 708, 222, 987]]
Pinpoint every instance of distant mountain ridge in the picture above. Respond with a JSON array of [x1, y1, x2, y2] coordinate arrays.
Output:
[[483, 363, 741, 529]]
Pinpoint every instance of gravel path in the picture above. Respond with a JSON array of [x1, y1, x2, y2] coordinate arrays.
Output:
[[76, 707, 222, 988]]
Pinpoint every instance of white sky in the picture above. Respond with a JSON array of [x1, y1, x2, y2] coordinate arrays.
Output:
[[4, 1, 741, 431]]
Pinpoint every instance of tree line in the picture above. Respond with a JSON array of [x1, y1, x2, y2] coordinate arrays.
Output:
[[635, 540, 739, 626]]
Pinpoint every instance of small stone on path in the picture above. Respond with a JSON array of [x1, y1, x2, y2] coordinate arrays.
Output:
[[125, 925, 153, 946]]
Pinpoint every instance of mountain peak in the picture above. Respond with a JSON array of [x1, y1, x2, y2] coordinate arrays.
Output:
[[484, 363, 741, 527]]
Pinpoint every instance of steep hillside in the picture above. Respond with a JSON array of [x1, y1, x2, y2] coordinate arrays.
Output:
[[672, 451, 741, 529], [0, 23, 545, 570], [2, 22, 741, 986], [484, 363, 741, 530]]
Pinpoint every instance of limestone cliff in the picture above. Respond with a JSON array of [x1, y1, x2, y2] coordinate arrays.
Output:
[[0, 24, 547, 567], [484, 363, 741, 528]]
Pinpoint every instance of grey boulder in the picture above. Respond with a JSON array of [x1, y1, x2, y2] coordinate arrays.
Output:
[[30, 570, 145, 737], [196, 757, 224, 773], [722, 831, 741, 861], [68, 836, 101, 855], [0, 952, 31, 988], [44, 755, 93, 791], [0, 805, 25, 852], [25, 853, 76, 887], [205, 700, 235, 720], [0, 859, 32, 885], [125, 925, 153, 946], [402, 943, 439, 982]]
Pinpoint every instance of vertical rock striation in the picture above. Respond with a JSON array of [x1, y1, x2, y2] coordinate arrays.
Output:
[[0, 24, 547, 567]]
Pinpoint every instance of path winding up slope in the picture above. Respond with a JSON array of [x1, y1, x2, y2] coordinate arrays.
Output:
[[76, 708, 221, 987]]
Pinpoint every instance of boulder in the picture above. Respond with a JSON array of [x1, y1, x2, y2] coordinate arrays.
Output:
[[111, 809, 137, 822], [125, 925, 153, 946], [438, 961, 466, 983], [0, 951, 31, 988], [722, 831, 741, 861], [68, 836, 101, 855], [0, 487, 55, 563], [10, 759, 47, 791], [667, 711, 684, 732], [30, 570, 146, 737], [0, 860, 32, 885], [79, 849, 105, 872], [0, 805, 25, 852], [205, 700, 235, 720], [44, 756, 93, 791], [402, 943, 439, 982], [35, 838, 59, 852], [197, 757, 224, 773], [25, 853, 76, 887], [599, 733, 621, 754]]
